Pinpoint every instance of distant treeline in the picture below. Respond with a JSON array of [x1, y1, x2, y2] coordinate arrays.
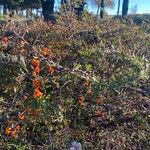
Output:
[[0, 0, 41, 16], [0, 0, 130, 21]]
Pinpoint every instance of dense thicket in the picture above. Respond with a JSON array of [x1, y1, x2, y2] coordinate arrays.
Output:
[[0, 13, 149, 149]]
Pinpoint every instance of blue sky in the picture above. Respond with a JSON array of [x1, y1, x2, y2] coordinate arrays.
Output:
[[40, 0, 150, 15], [87, 0, 150, 15]]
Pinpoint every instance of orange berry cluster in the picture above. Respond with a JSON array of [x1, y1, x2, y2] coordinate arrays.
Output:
[[31, 59, 43, 98], [40, 47, 52, 57], [4, 111, 25, 138], [77, 80, 91, 107], [48, 66, 55, 74], [82, 80, 92, 95], [78, 95, 86, 107], [1, 36, 8, 43], [18, 113, 25, 121], [31, 59, 40, 77], [95, 109, 106, 117], [82, 80, 90, 87], [96, 96, 104, 105], [95, 96, 106, 117], [0, 36, 8, 46], [39, 47, 55, 74], [5, 124, 20, 138], [78, 79, 106, 118]]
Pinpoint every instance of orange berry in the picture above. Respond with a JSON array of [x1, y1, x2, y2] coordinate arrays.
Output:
[[78, 95, 84, 101], [82, 80, 89, 87], [61, 27, 68, 32], [32, 71, 37, 78], [32, 79, 40, 88], [40, 47, 51, 56], [15, 125, 20, 131], [95, 110, 106, 117], [96, 96, 104, 105], [79, 101, 86, 107], [18, 114, 25, 121], [48, 66, 55, 74], [95, 110, 102, 116], [87, 89, 92, 95], [31, 59, 40, 66], [33, 88, 43, 98], [2, 36, 8, 44], [34, 65, 40, 74], [11, 129, 18, 138], [78, 96, 85, 107], [5, 127, 12, 136]]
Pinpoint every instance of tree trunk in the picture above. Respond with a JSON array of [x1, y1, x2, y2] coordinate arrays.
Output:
[[26, 9, 29, 18], [3, 5, 7, 15], [31, 8, 33, 18], [61, 0, 67, 5], [100, 0, 104, 19], [41, 0, 55, 22], [36, 8, 38, 16], [117, 0, 120, 16], [96, 5, 100, 18], [122, 0, 129, 16], [16, 9, 19, 15], [0, 5, 3, 15]]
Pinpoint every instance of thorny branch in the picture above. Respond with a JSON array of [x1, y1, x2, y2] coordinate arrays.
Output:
[[11, 30, 97, 82], [0, 29, 97, 113]]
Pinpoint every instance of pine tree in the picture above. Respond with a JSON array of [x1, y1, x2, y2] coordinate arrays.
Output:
[[117, 0, 120, 16], [122, 0, 129, 16], [41, 0, 55, 22]]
